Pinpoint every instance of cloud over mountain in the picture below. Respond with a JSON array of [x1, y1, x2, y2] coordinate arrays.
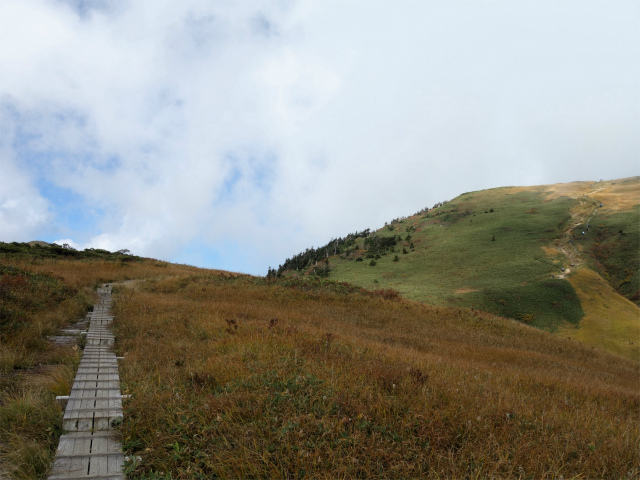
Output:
[[1, 0, 637, 274]]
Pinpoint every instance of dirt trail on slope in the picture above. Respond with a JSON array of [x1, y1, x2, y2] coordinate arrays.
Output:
[[546, 177, 639, 276], [546, 179, 640, 360], [552, 181, 610, 275]]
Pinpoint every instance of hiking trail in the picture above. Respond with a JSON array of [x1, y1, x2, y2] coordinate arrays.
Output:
[[49, 284, 126, 480]]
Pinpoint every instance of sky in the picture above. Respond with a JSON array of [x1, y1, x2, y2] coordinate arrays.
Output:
[[0, 0, 638, 275]]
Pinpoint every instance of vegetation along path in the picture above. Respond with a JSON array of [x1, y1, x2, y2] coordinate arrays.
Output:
[[49, 284, 125, 480]]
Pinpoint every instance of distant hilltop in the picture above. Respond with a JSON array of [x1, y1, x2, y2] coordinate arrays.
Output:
[[28, 240, 50, 247]]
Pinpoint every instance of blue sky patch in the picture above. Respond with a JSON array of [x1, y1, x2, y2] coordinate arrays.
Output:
[[171, 239, 254, 274], [36, 178, 102, 239]]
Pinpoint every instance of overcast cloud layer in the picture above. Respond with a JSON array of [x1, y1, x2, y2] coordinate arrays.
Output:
[[0, 0, 638, 274]]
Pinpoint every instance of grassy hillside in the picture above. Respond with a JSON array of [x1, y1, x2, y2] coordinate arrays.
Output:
[[1, 244, 638, 478], [112, 273, 638, 479], [282, 178, 639, 358], [0, 244, 199, 479]]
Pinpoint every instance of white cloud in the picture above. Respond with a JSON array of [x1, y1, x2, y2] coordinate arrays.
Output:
[[0, 0, 637, 273], [0, 148, 51, 241]]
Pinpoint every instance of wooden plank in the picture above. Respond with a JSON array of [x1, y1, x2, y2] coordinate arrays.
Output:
[[50, 473, 123, 480], [65, 400, 122, 411], [74, 372, 119, 378], [56, 434, 122, 456], [67, 396, 125, 404], [50, 455, 86, 477], [54, 451, 123, 460], [76, 364, 119, 368], [77, 357, 117, 361], [75, 368, 120, 374], [71, 380, 120, 389], [62, 416, 94, 432], [74, 373, 120, 381], [84, 339, 114, 343], [58, 431, 120, 440], [91, 436, 123, 455], [76, 364, 117, 369], [69, 389, 122, 398], [75, 365, 118, 370], [63, 408, 123, 418]]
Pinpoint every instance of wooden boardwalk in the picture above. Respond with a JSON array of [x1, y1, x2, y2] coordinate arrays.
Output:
[[49, 284, 125, 480]]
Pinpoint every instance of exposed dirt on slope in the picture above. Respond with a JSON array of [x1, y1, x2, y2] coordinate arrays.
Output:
[[454, 287, 479, 294]]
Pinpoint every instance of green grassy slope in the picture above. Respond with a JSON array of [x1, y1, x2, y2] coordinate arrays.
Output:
[[326, 187, 582, 331], [281, 178, 640, 338], [578, 205, 640, 303]]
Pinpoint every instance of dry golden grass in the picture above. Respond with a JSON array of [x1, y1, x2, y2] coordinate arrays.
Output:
[[6, 257, 201, 290], [540, 246, 560, 257], [561, 267, 640, 359], [541, 181, 594, 200], [0, 255, 202, 479], [590, 177, 640, 213], [113, 273, 639, 479], [535, 176, 639, 214], [2, 252, 638, 478]]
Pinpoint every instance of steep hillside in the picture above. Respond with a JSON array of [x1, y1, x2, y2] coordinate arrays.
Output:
[[278, 177, 639, 358]]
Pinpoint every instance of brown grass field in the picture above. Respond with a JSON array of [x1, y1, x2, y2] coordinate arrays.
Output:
[[112, 273, 639, 479], [0, 255, 200, 479], [1, 243, 639, 479]]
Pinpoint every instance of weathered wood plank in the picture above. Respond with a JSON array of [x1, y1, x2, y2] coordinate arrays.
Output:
[[63, 407, 123, 418], [75, 368, 120, 375], [66, 396, 125, 405], [71, 380, 121, 389], [79, 355, 115, 360], [66, 398, 122, 409], [69, 388, 122, 398], [74, 374, 120, 381]]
